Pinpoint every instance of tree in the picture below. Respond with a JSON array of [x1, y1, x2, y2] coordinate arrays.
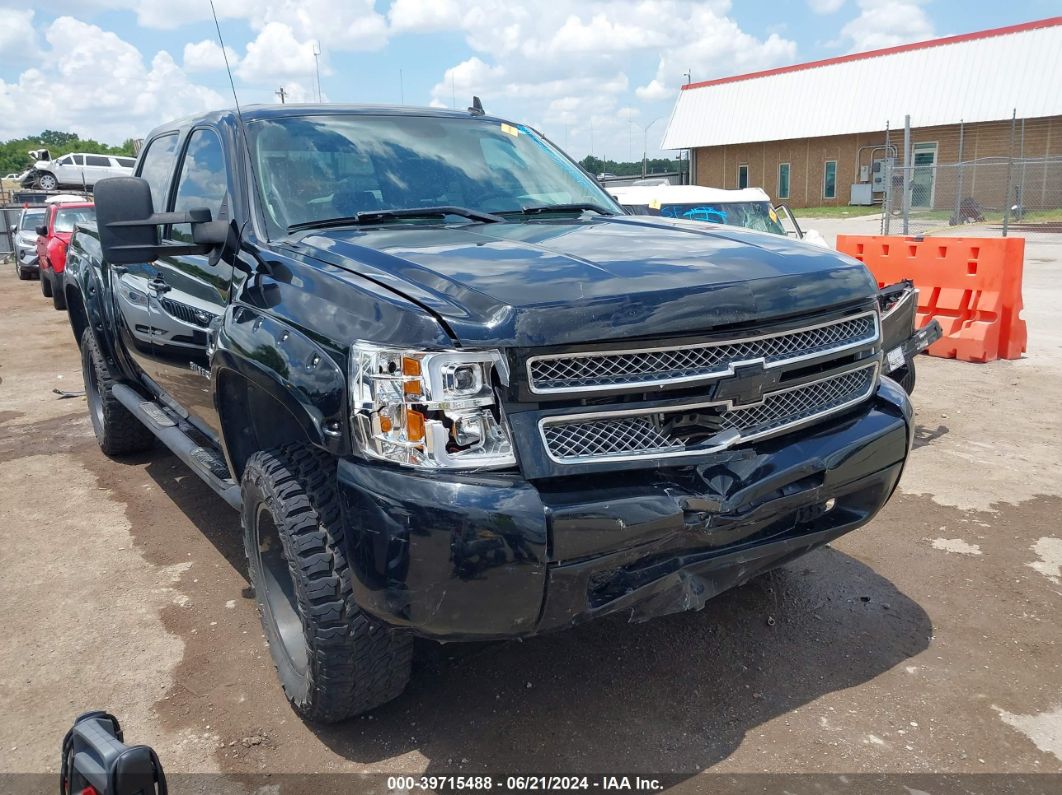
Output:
[[0, 131, 137, 177]]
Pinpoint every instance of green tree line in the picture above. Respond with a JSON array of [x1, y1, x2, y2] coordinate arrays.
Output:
[[1, 130, 136, 177], [578, 154, 685, 177]]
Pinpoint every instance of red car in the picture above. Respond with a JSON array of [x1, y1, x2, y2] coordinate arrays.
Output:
[[36, 201, 95, 310]]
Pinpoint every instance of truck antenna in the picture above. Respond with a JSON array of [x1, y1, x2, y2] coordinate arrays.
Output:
[[209, 0, 259, 238]]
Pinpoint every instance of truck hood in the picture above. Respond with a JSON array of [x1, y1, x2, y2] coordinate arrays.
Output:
[[292, 216, 877, 347]]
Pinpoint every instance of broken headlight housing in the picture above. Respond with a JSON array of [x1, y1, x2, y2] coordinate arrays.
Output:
[[350, 343, 516, 470]]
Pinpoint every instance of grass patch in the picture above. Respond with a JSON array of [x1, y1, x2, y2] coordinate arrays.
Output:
[[791, 205, 883, 219]]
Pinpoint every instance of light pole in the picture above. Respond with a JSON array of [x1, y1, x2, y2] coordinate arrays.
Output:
[[641, 117, 662, 178]]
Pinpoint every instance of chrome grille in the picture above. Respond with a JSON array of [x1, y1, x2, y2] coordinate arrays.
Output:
[[528, 312, 878, 393], [539, 363, 878, 463], [542, 416, 683, 460]]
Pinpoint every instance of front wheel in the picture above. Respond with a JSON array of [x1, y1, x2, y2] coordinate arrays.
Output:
[[889, 358, 917, 396], [37, 172, 58, 190], [242, 446, 412, 722], [41, 272, 53, 298], [52, 279, 67, 310]]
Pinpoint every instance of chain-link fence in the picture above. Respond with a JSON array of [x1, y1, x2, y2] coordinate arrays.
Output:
[[883, 155, 1062, 237]]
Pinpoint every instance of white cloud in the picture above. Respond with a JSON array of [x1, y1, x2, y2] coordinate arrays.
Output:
[[839, 0, 935, 53], [808, 0, 847, 13], [389, 0, 466, 32], [182, 39, 238, 72], [0, 16, 225, 142], [237, 22, 319, 83], [636, 7, 797, 100], [0, 8, 39, 65]]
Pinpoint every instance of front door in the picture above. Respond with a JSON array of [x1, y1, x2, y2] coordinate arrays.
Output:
[[111, 133, 181, 387], [149, 127, 233, 438], [911, 142, 937, 208]]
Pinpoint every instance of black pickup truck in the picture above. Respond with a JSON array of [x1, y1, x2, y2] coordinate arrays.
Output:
[[64, 105, 914, 723]]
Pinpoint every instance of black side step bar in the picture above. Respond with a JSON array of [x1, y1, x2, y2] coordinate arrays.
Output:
[[111, 384, 241, 510]]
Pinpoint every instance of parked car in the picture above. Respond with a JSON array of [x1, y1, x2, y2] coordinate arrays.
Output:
[[67, 104, 913, 722], [14, 206, 47, 279], [610, 184, 939, 393], [21, 151, 135, 191], [35, 201, 95, 309]]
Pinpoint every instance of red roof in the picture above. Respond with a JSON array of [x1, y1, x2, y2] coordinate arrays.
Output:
[[681, 16, 1062, 91]]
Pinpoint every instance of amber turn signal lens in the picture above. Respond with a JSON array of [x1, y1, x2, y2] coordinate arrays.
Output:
[[379, 414, 393, 433], [402, 356, 421, 376], [406, 409, 425, 441]]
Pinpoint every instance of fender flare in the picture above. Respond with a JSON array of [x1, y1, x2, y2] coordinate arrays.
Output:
[[212, 306, 349, 468]]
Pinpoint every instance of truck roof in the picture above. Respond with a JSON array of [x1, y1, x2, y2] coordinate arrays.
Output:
[[145, 104, 519, 140]]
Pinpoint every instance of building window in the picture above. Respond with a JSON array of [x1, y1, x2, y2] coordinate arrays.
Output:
[[778, 163, 790, 200], [823, 160, 837, 199], [738, 164, 749, 189]]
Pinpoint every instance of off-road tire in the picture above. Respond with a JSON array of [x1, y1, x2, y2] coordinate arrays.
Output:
[[41, 272, 53, 297], [80, 328, 155, 456], [242, 446, 412, 722]]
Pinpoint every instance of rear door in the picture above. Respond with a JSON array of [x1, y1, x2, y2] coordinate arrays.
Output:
[[111, 133, 180, 379], [149, 127, 233, 437], [82, 154, 113, 186]]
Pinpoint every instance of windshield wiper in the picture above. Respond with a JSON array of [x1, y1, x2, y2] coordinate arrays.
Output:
[[287, 206, 504, 234], [508, 203, 617, 216]]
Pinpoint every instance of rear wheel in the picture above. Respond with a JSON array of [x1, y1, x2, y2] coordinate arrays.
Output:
[[80, 328, 155, 456], [242, 445, 412, 722]]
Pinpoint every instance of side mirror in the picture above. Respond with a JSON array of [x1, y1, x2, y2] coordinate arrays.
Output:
[[95, 177, 161, 264], [95, 176, 222, 265], [35, 225, 47, 236]]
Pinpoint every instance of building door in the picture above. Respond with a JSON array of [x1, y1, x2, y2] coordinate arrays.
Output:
[[911, 142, 937, 208]]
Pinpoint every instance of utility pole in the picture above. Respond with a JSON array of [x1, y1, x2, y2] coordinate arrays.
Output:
[[641, 117, 662, 178], [275, 86, 287, 104], [312, 42, 322, 102]]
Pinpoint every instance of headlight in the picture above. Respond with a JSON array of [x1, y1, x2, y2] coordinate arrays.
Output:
[[350, 343, 516, 470]]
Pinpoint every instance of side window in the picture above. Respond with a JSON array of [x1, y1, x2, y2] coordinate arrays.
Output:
[[823, 160, 837, 199], [85, 155, 110, 167], [72, 155, 85, 166], [171, 128, 228, 244], [137, 134, 180, 213], [57, 155, 72, 166], [778, 163, 790, 200], [737, 164, 749, 190]]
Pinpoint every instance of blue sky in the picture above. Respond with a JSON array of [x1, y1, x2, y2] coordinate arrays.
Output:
[[1, 1, 1057, 160]]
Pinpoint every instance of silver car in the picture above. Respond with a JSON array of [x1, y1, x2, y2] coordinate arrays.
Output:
[[14, 207, 47, 280]]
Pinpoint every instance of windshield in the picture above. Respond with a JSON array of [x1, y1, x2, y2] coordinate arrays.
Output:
[[630, 201, 786, 236], [54, 207, 96, 233], [20, 210, 45, 230], [249, 114, 620, 236]]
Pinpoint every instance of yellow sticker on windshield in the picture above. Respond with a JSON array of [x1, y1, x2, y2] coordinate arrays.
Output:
[[768, 207, 778, 222], [649, 198, 661, 210], [500, 123, 519, 137]]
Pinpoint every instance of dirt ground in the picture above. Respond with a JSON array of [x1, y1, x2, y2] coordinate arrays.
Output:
[[0, 232, 1060, 790]]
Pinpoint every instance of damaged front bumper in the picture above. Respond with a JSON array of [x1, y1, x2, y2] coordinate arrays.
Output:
[[336, 378, 912, 640], [879, 280, 943, 377]]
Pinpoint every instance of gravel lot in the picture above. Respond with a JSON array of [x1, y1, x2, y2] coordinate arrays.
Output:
[[1, 229, 1060, 789]]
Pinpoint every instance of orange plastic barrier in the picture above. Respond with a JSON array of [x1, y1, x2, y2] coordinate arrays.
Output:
[[837, 235, 1027, 363]]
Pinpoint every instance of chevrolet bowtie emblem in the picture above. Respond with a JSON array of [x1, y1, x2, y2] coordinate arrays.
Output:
[[712, 362, 781, 406]]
